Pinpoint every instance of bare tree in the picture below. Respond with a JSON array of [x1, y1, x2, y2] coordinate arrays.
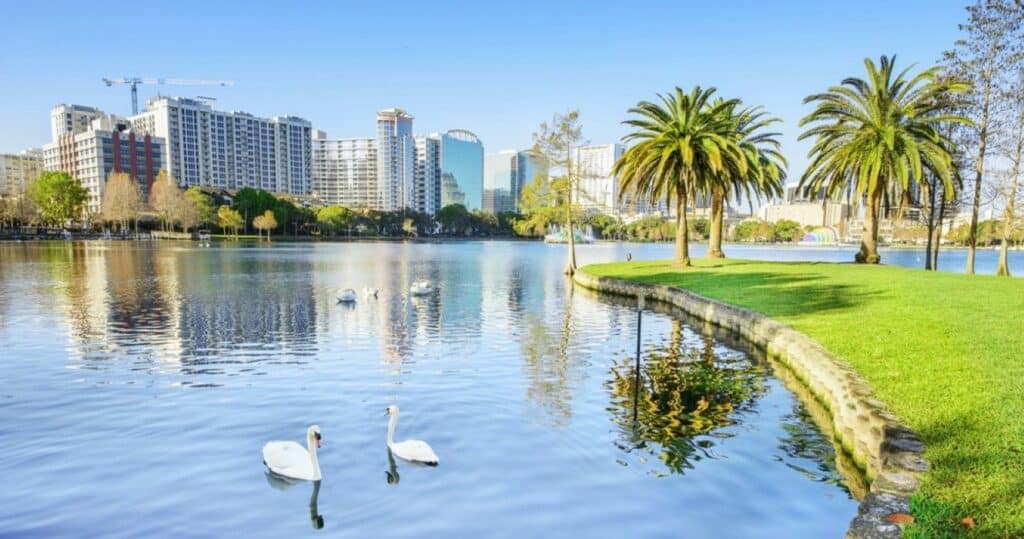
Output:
[[944, 0, 1023, 273], [176, 192, 200, 235], [533, 110, 587, 275], [100, 172, 142, 233], [149, 170, 181, 231], [252, 210, 277, 241]]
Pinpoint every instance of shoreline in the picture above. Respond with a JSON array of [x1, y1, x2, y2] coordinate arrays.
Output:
[[572, 267, 926, 538]]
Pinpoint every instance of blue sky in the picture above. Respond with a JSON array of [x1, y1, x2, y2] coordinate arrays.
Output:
[[1, 1, 967, 179]]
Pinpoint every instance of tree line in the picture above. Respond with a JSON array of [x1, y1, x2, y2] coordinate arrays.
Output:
[[521, 0, 1021, 277]]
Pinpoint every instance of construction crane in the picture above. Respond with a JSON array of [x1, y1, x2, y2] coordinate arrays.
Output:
[[101, 77, 235, 115]]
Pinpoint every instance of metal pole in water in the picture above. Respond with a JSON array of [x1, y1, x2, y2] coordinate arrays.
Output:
[[633, 294, 644, 424]]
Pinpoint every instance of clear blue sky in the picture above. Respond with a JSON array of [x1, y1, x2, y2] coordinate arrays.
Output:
[[1, 0, 967, 179]]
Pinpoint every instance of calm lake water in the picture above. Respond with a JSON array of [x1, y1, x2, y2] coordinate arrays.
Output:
[[1, 240, 898, 538]]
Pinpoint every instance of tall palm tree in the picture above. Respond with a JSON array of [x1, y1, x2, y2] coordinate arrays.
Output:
[[799, 55, 968, 263], [615, 86, 747, 267], [705, 104, 787, 258]]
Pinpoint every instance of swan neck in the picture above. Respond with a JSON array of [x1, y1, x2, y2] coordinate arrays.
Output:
[[387, 412, 398, 446], [308, 436, 322, 481]]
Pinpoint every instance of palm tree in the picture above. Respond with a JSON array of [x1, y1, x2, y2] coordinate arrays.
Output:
[[615, 86, 747, 267], [799, 55, 968, 263], [705, 103, 787, 258]]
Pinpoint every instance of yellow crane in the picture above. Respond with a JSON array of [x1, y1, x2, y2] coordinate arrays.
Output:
[[101, 77, 234, 114]]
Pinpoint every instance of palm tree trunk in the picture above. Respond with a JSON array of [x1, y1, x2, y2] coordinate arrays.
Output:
[[856, 187, 882, 264], [674, 189, 691, 267], [924, 181, 935, 271], [707, 190, 725, 258]]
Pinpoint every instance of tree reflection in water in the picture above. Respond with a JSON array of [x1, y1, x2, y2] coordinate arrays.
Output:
[[607, 321, 767, 474]]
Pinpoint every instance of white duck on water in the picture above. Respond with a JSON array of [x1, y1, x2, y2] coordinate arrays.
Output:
[[409, 280, 433, 296], [386, 405, 439, 465], [263, 425, 322, 481], [337, 288, 357, 303]]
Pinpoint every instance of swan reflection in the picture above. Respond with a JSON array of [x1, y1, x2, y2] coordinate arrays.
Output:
[[386, 448, 400, 485], [264, 473, 325, 530]]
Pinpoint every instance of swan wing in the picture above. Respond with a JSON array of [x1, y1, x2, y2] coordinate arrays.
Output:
[[390, 440, 439, 465], [262, 441, 314, 480]]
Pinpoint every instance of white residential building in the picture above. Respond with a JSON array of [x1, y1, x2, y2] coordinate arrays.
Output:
[[50, 104, 105, 138], [413, 135, 441, 215], [376, 108, 415, 211], [574, 143, 661, 216], [131, 97, 312, 194], [311, 132, 379, 209], [0, 149, 44, 196], [43, 114, 165, 215]]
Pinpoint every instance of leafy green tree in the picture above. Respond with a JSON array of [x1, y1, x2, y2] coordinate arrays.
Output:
[[615, 86, 746, 266], [217, 205, 243, 237], [588, 213, 620, 239], [316, 205, 356, 235], [26, 171, 88, 226], [185, 187, 216, 228], [799, 55, 969, 263], [436, 203, 471, 235], [495, 211, 519, 236], [770, 219, 802, 243], [233, 188, 279, 232], [943, 0, 1023, 273], [732, 219, 772, 242], [470, 210, 498, 235]]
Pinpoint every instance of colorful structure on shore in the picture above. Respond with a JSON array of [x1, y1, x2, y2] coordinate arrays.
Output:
[[799, 226, 839, 245]]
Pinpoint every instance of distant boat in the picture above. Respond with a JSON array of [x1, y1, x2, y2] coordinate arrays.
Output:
[[337, 289, 357, 303]]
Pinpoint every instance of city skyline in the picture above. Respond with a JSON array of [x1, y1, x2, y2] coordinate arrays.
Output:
[[0, 1, 966, 180]]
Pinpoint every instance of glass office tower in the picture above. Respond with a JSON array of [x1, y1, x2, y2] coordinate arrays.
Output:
[[440, 130, 483, 211]]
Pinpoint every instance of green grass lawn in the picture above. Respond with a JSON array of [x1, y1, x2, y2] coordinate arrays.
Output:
[[583, 258, 1024, 538]]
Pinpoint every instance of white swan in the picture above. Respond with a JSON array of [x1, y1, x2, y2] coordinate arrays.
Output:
[[363, 287, 379, 298], [263, 425, 322, 481], [409, 280, 433, 296], [337, 288, 357, 303], [386, 405, 438, 465]]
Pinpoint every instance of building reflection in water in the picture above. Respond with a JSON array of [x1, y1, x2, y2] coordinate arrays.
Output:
[[12, 243, 319, 381]]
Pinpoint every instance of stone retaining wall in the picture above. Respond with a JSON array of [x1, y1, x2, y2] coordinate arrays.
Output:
[[573, 269, 928, 539]]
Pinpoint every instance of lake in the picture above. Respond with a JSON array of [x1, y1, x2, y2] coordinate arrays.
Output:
[[0, 239, 949, 537]]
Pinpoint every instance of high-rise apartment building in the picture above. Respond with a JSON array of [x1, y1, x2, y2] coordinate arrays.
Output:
[[440, 130, 483, 211], [0, 149, 44, 196], [131, 97, 312, 194], [50, 104, 105, 138], [311, 131, 378, 209], [376, 108, 415, 211], [413, 135, 441, 215], [575, 143, 660, 216], [43, 114, 164, 215]]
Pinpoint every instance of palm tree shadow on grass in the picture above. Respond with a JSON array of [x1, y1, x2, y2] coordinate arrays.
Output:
[[624, 270, 882, 318]]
